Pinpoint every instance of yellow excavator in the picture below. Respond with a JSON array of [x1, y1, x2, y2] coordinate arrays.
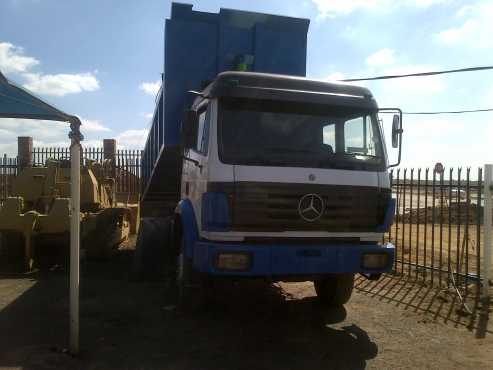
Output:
[[0, 158, 139, 271]]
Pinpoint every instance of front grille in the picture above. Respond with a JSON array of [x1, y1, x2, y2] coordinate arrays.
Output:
[[229, 182, 389, 232]]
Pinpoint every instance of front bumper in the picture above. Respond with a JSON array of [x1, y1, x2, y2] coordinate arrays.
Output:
[[192, 241, 395, 277]]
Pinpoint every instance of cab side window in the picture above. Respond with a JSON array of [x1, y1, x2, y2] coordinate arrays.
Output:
[[344, 116, 378, 156], [193, 105, 210, 155]]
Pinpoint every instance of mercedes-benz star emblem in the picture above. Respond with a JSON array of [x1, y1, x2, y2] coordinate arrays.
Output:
[[298, 194, 325, 222]]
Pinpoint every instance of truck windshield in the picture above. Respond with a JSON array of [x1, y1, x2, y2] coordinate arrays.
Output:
[[218, 97, 385, 171]]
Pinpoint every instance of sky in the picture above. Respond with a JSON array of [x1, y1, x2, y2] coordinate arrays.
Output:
[[0, 0, 492, 169]]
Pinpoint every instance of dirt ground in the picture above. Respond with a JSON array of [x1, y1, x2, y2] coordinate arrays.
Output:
[[0, 243, 492, 370]]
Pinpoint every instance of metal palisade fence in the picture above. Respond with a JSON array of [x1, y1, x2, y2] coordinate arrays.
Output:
[[0, 155, 18, 208], [0, 147, 141, 206], [386, 167, 484, 300], [32, 147, 142, 196]]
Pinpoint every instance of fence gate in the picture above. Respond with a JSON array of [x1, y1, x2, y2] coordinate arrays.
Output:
[[386, 167, 484, 300]]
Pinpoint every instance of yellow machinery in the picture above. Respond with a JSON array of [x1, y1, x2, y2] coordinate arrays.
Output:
[[0, 159, 138, 271]]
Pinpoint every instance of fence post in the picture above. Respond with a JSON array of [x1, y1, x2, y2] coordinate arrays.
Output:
[[103, 139, 116, 161], [17, 136, 33, 170], [483, 164, 492, 300]]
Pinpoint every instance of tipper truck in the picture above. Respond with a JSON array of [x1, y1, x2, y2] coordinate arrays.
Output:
[[136, 3, 403, 308]]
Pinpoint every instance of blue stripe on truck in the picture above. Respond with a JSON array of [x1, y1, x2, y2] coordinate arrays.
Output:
[[176, 199, 199, 258]]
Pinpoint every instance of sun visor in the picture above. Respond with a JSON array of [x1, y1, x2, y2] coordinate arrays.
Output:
[[211, 83, 378, 111]]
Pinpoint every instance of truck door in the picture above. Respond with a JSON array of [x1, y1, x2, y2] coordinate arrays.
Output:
[[181, 102, 211, 229]]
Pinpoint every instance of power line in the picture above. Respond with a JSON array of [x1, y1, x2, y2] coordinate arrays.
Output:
[[403, 108, 493, 115], [341, 65, 493, 82]]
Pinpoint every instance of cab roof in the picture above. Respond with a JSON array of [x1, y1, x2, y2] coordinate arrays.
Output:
[[196, 71, 378, 110]]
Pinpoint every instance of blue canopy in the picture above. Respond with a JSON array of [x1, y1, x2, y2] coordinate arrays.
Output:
[[0, 70, 75, 123], [1, 71, 83, 353]]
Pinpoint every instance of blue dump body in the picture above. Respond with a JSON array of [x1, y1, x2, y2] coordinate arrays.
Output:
[[164, 3, 309, 146], [141, 3, 309, 197]]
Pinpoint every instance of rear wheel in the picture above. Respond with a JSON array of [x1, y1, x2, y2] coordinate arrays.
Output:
[[133, 217, 173, 280], [314, 273, 355, 306]]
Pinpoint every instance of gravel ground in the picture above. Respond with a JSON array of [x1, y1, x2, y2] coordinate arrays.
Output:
[[0, 248, 491, 370]]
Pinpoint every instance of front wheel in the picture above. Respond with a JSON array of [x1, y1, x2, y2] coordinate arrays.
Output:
[[314, 273, 355, 306], [176, 236, 207, 312]]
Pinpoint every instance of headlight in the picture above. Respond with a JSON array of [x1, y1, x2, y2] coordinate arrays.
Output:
[[202, 192, 232, 231], [362, 253, 389, 269]]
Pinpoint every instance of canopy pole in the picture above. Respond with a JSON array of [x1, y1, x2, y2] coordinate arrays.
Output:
[[69, 117, 83, 355]]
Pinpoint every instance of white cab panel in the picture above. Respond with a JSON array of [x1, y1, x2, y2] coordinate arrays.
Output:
[[234, 165, 383, 188]]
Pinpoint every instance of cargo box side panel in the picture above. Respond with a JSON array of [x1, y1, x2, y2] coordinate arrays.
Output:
[[164, 18, 218, 147]]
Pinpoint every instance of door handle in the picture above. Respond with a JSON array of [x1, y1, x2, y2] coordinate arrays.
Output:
[[183, 156, 202, 169]]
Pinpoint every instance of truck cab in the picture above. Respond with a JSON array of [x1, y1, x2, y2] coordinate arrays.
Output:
[[173, 72, 399, 306]]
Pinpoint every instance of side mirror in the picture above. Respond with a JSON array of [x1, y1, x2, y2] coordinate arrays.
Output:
[[379, 108, 403, 168], [182, 110, 198, 149], [391, 114, 402, 148]]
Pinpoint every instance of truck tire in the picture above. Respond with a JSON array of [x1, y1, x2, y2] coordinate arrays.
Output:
[[314, 273, 355, 306], [176, 235, 207, 312], [133, 217, 173, 280]]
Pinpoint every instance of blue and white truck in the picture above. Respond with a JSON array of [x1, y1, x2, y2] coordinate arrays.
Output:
[[136, 3, 402, 309]]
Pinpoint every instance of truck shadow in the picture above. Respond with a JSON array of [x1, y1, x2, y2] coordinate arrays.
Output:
[[354, 273, 492, 338], [0, 253, 378, 370], [161, 281, 378, 370]]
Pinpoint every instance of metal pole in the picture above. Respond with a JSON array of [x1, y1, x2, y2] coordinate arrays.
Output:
[[69, 118, 82, 355], [483, 164, 492, 300]]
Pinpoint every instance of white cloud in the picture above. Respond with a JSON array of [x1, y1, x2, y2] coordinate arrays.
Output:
[[143, 112, 153, 119], [363, 51, 446, 98], [483, 86, 493, 106], [311, 0, 387, 18], [0, 118, 69, 155], [116, 129, 148, 149], [386, 66, 446, 94], [0, 41, 100, 97], [456, 4, 475, 17], [311, 0, 448, 18], [324, 72, 346, 82], [0, 117, 111, 156], [366, 48, 396, 67], [80, 118, 110, 132], [371, 65, 447, 107], [379, 108, 493, 170], [379, 114, 488, 168], [411, 0, 448, 7], [22, 72, 100, 96], [139, 80, 161, 97], [0, 42, 39, 74], [323, 72, 368, 87], [435, 2, 493, 48], [0, 116, 146, 157]]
